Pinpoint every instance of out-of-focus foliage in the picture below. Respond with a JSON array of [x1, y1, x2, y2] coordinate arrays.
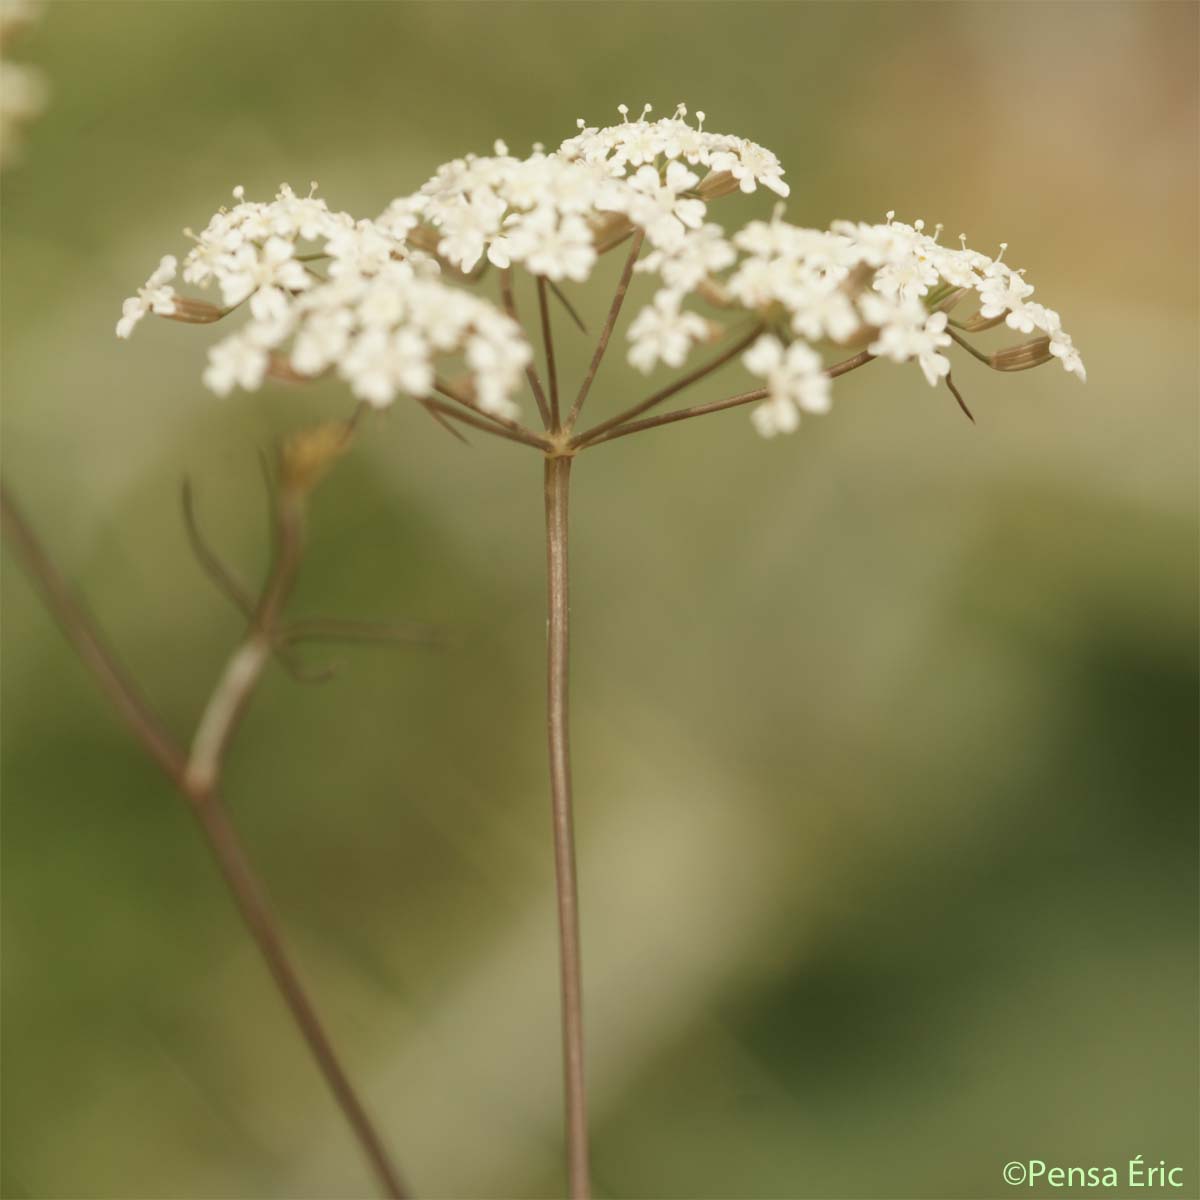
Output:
[[2, 4, 1196, 1197]]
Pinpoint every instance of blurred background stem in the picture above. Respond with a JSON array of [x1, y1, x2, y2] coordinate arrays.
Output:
[[0, 482, 409, 1200]]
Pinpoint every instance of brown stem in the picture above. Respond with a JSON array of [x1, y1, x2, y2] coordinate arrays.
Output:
[[580, 387, 769, 447], [1, 485, 183, 782], [543, 455, 590, 1199], [188, 789, 408, 1200], [499, 268, 552, 428], [576, 350, 878, 450], [432, 380, 551, 450], [0, 483, 408, 1199], [564, 231, 645, 431], [548, 279, 588, 335], [537, 277, 561, 431], [570, 323, 763, 448], [422, 396, 547, 450]]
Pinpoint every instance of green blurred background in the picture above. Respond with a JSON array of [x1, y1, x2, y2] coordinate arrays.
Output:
[[2, 3, 1197, 1197]]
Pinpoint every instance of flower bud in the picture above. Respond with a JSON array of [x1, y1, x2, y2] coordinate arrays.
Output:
[[990, 336, 1053, 372], [164, 297, 225, 325], [929, 287, 971, 315], [694, 170, 739, 200], [959, 309, 1009, 333]]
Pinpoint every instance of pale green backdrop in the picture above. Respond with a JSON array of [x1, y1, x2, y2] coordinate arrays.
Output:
[[2, 3, 1197, 1198]]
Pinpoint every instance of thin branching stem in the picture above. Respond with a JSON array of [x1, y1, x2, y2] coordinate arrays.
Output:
[[564, 231, 645, 430], [1, 485, 184, 781], [576, 350, 877, 449], [499, 268, 552, 428], [0, 482, 409, 1200], [548, 280, 588, 335], [946, 325, 993, 366], [182, 479, 256, 618], [418, 399, 472, 445], [571, 323, 764, 448], [537, 277, 561, 430], [432, 380, 551, 450]]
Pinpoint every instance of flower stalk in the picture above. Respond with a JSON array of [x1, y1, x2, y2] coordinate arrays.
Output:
[[543, 451, 589, 1198]]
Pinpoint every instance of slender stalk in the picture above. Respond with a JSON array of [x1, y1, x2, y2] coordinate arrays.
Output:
[[548, 279, 588, 335], [946, 325, 993, 366], [543, 454, 590, 1199], [499, 268, 552, 428], [0, 484, 408, 1200], [579, 387, 769, 447], [422, 396, 548, 449], [564, 231, 645, 431], [433, 379, 551, 450], [576, 350, 877, 450], [537, 277, 561, 430], [571, 323, 763, 448], [1, 485, 182, 782], [187, 787, 408, 1200]]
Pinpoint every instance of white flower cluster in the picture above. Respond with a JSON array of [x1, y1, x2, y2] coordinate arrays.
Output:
[[118, 184, 530, 414], [379, 103, 789, 287], [116, 254, 178, 338], [628, 208, 1085, 434], [117, 106, 1084, 438], [0, 0, 47, 169], [559, 103, 790, 199]]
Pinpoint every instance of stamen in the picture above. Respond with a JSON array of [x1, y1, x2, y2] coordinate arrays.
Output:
[[494, 139, 509, 155], [932, 223, 944, 242], [885, 210, 896, 224], [617, 103, 629, 122], [232, 185, 245, 201], [958, 233, 968, 250], [695, 110, 706, 130], [674, 102, 687, 119], [639, 103, 653, 121], [914, 218, 925, 232], [576, 118, 585, 129], [996, 241, 1008, 263]]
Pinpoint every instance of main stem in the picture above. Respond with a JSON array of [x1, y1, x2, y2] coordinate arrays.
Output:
[[543, 454, 590, 1199]]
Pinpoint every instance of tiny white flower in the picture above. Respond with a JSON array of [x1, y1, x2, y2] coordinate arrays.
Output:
[[626, 291, 711, 373], [743, 334, 830, 436], [202, 332, 269, 396], [116, 255, 178, 338]]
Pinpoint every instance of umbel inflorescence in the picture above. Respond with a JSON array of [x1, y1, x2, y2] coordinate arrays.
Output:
[[117, 102, 1084, 442], [115, 104, 1086, 1200]]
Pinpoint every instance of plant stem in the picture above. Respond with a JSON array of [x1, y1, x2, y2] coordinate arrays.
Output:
[[575, 349, 878, 450], [565, 231, 644, 431], [499, 268, 552, 429], [0, 484, 408, 1199], [537, 277, 561, 430], [188, 786, 409, 1200], [543, 454, 590, 1199], [570, 323, 763, 448]]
